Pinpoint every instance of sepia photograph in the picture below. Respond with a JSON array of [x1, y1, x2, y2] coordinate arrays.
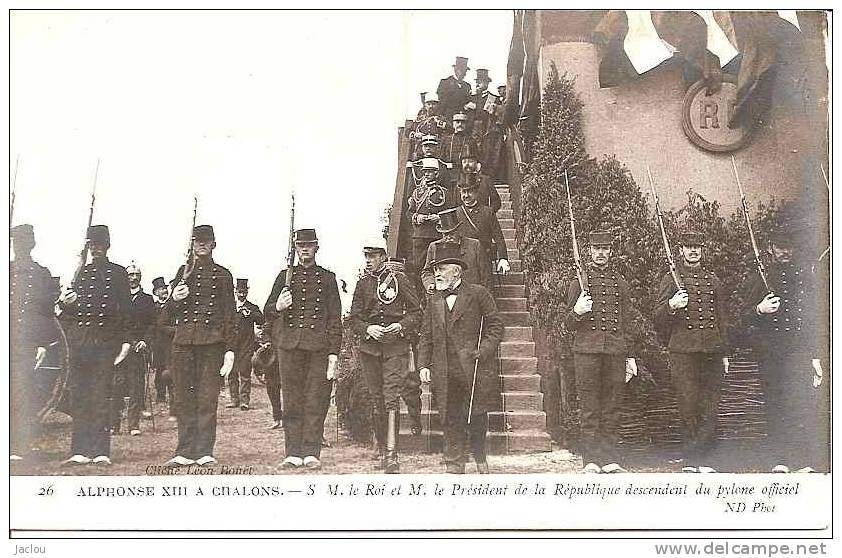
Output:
[[7, 6, 833, 543]]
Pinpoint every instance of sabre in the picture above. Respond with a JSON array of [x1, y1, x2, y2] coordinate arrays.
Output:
[[466, 316, 485, 425], [730, 156, 771, 294], [647, 166, 684, 289], [564, 169, 589, 293]]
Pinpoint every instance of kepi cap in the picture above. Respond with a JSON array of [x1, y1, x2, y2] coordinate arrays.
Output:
[[588, 230, 613, 247], [294, 228, 318, 244], [87, 225, 111, 247], [193, 225, 215, 242], [679, 230, 706, 247]]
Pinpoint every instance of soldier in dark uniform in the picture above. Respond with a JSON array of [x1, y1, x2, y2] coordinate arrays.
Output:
[[654, 231, 730, 473], [563, 231, 637, 473], [456, 181, 510, 280], [165, 225, 236, 466], [418, 244, 503, 474], [422, 209, 485, 293], [10, 224, 56, 462], [150, 276, 174, 411], [440, 113, 478, 186], [437, 56, 473, 121], [263, 229, 343, 469], [741, 222, 828, 473], [56, 225, 132, 466], [226, 278, 265, 411], [349, 238, 422, 472], [111, 262, 156, 436], [407, 157, 459, 278]]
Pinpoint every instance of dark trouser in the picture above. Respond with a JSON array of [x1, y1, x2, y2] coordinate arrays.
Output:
[[154, 366, 171, 403], [171, 343, 225, 459], [757, 347, 829, 471], [11, 342, 38, 455], [668, 352, 724, 462], [402, 365, 422, 416], [265, 361, 283, 422], [574, 352, 625, 465], [411, 237, 436, 279], [442, 369, 488, 469], [69, 339, 120, 458], [112, 350, 145, 431], [360, 351, 410, 413], [227, 352, 253, 406], [278, 347, 332, 458]]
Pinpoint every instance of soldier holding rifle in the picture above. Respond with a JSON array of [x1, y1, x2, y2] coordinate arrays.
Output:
[[264, 228, 342, 470], [418, 244, 503, 474], [165, 224, 236, 467]]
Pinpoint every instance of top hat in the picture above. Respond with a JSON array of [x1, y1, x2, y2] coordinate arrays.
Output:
[[453, 56, 470, 70], [679, 230, 706, 247], [87, 224, 111, 247], [475, 68, 490, 82], [589, 230, 613, 247], [458, 180, 480, 191], [193, 225, 215, 242], [294, 228, 318, 244], [436, 208, 462, 234], [10, 223, 34, 243], [428, 243, 468, 270], [152, 277, 167, 291], [236, 278, 249, 291]]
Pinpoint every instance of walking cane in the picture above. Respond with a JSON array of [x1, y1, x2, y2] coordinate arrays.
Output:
[[142, 350, 156, 432], [466, 316, 485, 425]]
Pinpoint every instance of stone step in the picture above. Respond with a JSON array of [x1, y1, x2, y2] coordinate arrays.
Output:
[[506, 248, 520, 260], [501, 325, 532, 341], [502, 228, 516, 240], [499, 272, 524, 285], [509, 259, 522, 272], [500, 357, 538, 374], [499, 192, 511, 202], [412, 390, 542, 412], [495, 185, 510, 192], [494, 284, 525, 298], [497, 209, 514, 220], [398, 430, 552, 454], [500, 372, 542, 391], [498, 311, 531, 326], [496, 297, 527, 312], [399, 409, 547, 431], [500, 341, 535, 358], [499, 202, 512, 211], [499, 218, 514, 229]]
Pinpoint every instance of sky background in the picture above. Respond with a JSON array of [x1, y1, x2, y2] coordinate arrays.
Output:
[[10, 10, 512, 309]]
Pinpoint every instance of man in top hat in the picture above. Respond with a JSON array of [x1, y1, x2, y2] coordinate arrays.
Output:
[[440, 113, 479, 186], [418, 244, 503, 474], [456, 180, 509, 282], [407, 157, 459, 278], [165, 225, 236, 466], [150, 276, 175, 409], [468, 68, 493, 135], [349, 237, 422, 473], [741, 216, 828, 473], [264, 228, 343, 469], [227, 278, 265, 411], [10, 224, 57, 461], [251, 323, 283, 430], [111, 262, 156, 436], [421, 208, 485, 293], [564, 231, 637, 473], [56, 224, 133, 466], [654, 230, 730, 473], [437, 56, 474, 122], [459, 154, 501, 212]]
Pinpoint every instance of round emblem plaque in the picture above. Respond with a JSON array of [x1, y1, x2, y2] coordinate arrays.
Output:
[[682, 76, 754, 153]]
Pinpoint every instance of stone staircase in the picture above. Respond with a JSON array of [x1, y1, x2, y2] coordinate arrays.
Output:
[[400, 184, 552, 453]]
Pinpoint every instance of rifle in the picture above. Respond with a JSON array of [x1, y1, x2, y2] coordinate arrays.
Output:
[[564, 169, 589, 294], [730, 156, 771, 293], [72, 159, 100, 285], [647, 165, 684, 290], [10, 154, 19, 224], [179, 196, 199, 284], [284, 190, 296, 287]]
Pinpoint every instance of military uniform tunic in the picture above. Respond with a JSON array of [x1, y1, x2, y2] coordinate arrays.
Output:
[[112, 288, 155, 432], [407, 180, 459, 275], [264, 264, 343, 459]]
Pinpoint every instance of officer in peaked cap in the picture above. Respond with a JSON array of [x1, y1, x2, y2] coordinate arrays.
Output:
[[654, 229, 730, 473], [417, 242, 503, 474], [437, 56, 473, 121], [564, 230, 638, 473], [421, 208, 484, 294], [227, 278, 264, 411], [264, 228, 343, 470], [150, 276, 175, 411], [741, 216, 828, 473], [56, 224, 133, 466], [409, 93, 449, 150], [441, 113, 479, 185], [164, 224, 237, 467], [348, 236, 422, 473], [408, 157, 459, 281], [10, 224, 56, 462]]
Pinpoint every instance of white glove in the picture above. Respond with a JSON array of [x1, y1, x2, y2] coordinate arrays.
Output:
[[366, 324, 386, 341], [573, 292, 593, 315], [722, 357, 730, 376], [326, 354, 338, 380], [219, 350, 235, 377], [275, 288, 293, 311], [172, 283, 190, 302], [383, 323, 403, 334], [812, 358, 823, 388], [134, 340, 147, 353], [756, 293, 780, 314], [464, 101, 477, 111], [625, 358, 638, 383], [496, 259, 510, 274], [113, 343, 131, 366], [419, 367, 431, 384], [58, 288, 78, 306], [668, 289, 688, 310], [34, 347, 47, 370]]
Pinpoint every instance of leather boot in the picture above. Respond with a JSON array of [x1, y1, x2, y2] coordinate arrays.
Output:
[[372, 411, 387, 470], [385, 409, 400, 474]]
